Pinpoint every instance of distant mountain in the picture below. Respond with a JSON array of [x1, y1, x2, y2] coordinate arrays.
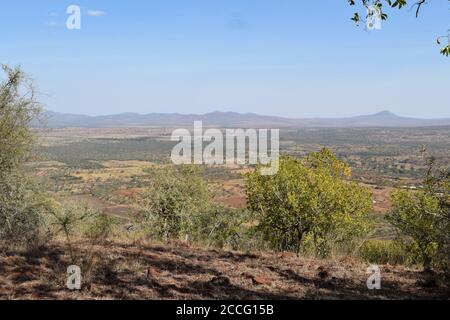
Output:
[[35, 110, 450, 128]]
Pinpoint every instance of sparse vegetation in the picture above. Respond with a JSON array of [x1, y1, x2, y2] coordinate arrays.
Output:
[[1, 66, 449, 299]]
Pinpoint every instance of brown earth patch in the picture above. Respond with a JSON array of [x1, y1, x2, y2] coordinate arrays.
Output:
[[0, 240, 448, 300]]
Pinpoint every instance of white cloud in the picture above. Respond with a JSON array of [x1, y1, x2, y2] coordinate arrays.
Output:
[[45, 21, 58, 27], [86, 10, 106, 17]]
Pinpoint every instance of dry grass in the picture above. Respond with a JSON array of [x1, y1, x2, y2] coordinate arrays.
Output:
[[73, 161, 156, 182], [1, 240, 448, 300]]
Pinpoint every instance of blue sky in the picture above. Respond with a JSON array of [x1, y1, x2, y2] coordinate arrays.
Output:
[[1, 0, 449, 118]]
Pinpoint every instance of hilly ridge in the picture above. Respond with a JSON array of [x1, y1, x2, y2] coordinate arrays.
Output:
[[38, 110, 450, 128]]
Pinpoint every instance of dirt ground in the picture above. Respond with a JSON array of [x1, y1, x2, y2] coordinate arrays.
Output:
[[0, 240, 448, 300]]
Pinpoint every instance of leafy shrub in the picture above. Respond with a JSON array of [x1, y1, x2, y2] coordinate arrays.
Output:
[[84, 212, 115, 242], [137, 165, 254, 249], [388, 158, 449, 272], [138, 165, 213, 240], [0, 172, 55, 246], [192, 206, 254, 250], [360, 240, 409, 265], [48, 201, 114, 262]]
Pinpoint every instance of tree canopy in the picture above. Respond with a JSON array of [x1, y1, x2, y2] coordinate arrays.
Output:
[[246, 150, 373, 257], [347, 0, 450, 56], [0, 65, 51, 245]]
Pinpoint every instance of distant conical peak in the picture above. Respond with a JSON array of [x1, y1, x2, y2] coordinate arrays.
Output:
[[373, 110, 398, 117]]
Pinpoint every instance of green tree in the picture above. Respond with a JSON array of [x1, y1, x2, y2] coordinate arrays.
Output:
[[388, 157, 449, 271], [0, 65, 51, 245], [0, 65, 41, 172], [246, 149, 372, 257]]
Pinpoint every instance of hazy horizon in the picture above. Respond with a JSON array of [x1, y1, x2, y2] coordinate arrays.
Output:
[[1, 1, 449, 118], [44, 109, 450, 120]]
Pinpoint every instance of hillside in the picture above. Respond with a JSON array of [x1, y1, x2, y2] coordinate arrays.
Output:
[[37, 110, 450, 129], [1, 240, 448, 300]]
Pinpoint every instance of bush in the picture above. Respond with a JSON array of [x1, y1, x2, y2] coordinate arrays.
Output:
[[192, 206, 254, 250], [0, 172, 55, 246], [137, 165, 255, 250], [0, 65, 53, 246], [48, 201, 115, 262], [360, 240, 409, 265], [387, 157, 449, 272], [84, 212, 115, 242], [246, 149, 373, 258], [138, 165, 213, 241]]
